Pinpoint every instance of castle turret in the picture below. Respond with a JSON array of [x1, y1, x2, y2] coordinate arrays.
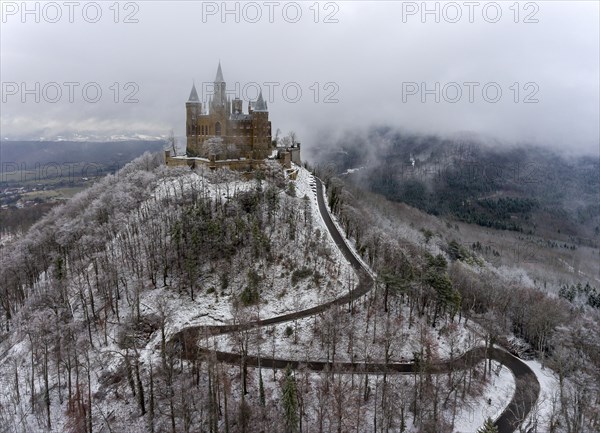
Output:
[[186, 83, 201, 133], [186, 83, 201, 112], [251, 89, 271, 159], [186, 83, 202, 156], [254, 90, 268, 111], [212, 61, 227, 111], [215, 60, 224, 82], [232, 97, 243, 114]]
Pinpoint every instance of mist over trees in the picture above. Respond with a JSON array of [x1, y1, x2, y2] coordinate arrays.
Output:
[[314, 126, 600, 240]]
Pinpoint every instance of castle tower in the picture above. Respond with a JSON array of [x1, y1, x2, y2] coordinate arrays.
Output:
[[232, 97, 243, 114], [186, 83, 202, 155], [254, 89, 268, 112], [211, 61, 227, 111], [251, 89, 271, 159]]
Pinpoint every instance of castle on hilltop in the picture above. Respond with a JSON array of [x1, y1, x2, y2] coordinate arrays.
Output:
[[165, 62, 300, 170]]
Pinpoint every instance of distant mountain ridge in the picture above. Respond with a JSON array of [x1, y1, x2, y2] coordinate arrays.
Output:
[[1, 140, 166, 167]]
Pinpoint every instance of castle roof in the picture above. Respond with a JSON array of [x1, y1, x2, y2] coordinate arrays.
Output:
[[215, 61, 224, 83], [254, 90, 268, 111], [188, 83, 200, 102], [230, 113, 252, 121]]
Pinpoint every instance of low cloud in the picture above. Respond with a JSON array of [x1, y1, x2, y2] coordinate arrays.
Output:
[[1, 1, 598, 156]]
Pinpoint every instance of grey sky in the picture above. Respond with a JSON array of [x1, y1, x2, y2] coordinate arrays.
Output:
[[1, 1, 598, 156]]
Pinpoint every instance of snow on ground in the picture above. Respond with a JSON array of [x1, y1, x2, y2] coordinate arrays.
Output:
[[0, 165, 360, 432], [209, 299, 484, 365], [0, 230, 21, 247], [239, 360, 514, 433], [139, 166, 358, 344], [523, 359, 561, 431], [152, 166, 253, 202], [0, 164, 556, 433], [341, 166, 365, 175], [453, 361, 516, 433]]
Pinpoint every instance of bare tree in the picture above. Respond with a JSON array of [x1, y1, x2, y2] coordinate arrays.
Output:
[[168, 129, 177, 155]]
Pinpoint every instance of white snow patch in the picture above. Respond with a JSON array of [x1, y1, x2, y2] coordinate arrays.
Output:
[[453, 361, 516, 433]]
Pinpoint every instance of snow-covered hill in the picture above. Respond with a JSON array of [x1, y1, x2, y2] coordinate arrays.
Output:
[[0, 153, 595, 433]]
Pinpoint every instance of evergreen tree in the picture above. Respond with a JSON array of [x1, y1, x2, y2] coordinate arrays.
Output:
[[477, 417, 498, 433], [281, 365, 299, 433]]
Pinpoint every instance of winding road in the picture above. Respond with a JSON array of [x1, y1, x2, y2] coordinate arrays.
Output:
[[170, 173, 540, 433]]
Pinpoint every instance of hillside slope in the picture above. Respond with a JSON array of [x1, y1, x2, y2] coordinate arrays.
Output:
[[0, 155, 358, 431], [0, 153, 597, 433], [314, 127, 600, 241]]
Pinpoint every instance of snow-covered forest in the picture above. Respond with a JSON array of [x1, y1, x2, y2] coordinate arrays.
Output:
[[0, 153, 598, 433]]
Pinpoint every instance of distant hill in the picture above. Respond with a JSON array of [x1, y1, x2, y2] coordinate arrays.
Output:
[[315, 127, 600, 242], [0, 140, 168, 234], [0, 140, 166, 168]]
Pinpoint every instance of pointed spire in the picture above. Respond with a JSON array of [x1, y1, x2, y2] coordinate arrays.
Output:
[[188, 82, 199, 102], [255, 89, 267, 111], [215, 61, 224, 82]]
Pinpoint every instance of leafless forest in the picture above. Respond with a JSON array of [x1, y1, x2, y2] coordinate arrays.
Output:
[[0, 153, 598, 433]]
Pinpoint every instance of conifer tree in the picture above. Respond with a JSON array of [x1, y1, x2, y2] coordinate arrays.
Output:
[[282, 365, 299, 433], [477, 417, 498, 433]]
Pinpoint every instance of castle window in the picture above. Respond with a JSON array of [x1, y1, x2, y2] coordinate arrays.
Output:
[[215, 122, 221, 136]]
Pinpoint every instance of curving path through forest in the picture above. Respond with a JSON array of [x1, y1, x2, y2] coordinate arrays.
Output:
[[169, 174, 540, 433]]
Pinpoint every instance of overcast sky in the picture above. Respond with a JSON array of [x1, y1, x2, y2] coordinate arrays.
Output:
[[1, 1, 598, 156]]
